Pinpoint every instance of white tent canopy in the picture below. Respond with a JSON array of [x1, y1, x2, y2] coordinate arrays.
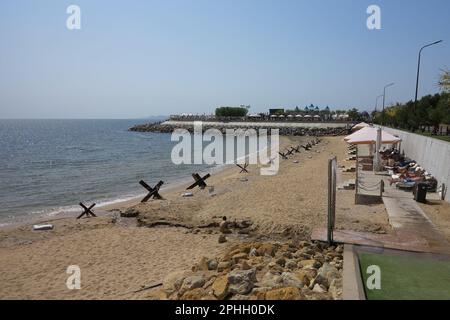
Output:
[[345, 126, 401, 145], [352, 122, 370, 131]]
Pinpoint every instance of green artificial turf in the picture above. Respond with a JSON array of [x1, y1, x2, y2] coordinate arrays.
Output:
[[359, 252, 450, 300]]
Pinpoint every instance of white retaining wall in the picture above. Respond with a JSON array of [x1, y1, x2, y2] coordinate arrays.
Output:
[[382, 127, 450, 202]]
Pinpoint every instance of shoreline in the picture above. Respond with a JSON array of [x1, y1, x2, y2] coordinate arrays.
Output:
[[0, 162, 232, 231]]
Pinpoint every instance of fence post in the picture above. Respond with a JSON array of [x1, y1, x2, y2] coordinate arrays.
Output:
[[327, 157, 337, 245]]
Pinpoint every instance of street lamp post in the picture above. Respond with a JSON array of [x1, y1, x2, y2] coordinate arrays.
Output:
[[382, 83, 395, 126], [414, 40, 443, 112], [374, 94, 384, 112]]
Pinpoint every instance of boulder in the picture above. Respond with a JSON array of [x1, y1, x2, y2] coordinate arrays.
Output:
[[275, 257, 286, 267], [258, 271, 282, 288], [251, 287, 271, 300], [162, 270, 191, 295], [218, 235, 227, 243], [227, 268, 257, 295], [256, 243, 277, 257], [181, 288, 205, 300], [299, 259, 321, 269], [208, 259, 218, 270], [232, 253, 248, 264], [240, 260, 252, 270], [280, 272, 305, 288], [313, 263, 340, 289], [265, 287, 303, 300], [195, 257, 209, 271], [295, 268, 317, 284], [285, 259, 297, 270], [312, 283, 327, 293], [212, 275, 229, 300], [329, 278, 343, 300], [217, 261, 232, 272], [179, 275, 206, 295]]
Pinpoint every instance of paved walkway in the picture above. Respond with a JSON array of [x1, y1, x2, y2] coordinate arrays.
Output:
[[312, 170, 449, 254], [382, 180, 449, 253]]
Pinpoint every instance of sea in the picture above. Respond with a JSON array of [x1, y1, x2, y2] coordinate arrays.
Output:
[[0, 119, 218, 227]]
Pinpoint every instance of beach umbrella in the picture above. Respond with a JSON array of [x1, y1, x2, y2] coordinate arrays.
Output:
[[295, 114, 303, 118], [345, 127, 401, 145], [278, 115, 285, 118], [352, 122, 370, 131], [287, 115, 294, 118]]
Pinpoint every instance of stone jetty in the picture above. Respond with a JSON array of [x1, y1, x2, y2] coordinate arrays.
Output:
[[129, 121, 350, 136]]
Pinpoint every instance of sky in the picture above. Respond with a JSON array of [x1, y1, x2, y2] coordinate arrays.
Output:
[[0, 0, 449, 119]]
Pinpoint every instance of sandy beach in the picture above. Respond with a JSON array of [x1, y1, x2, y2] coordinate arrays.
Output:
[[0, 136, 391, 299]]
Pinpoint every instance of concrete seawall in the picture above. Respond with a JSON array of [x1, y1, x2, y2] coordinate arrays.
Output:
[[382, 127, 450, 203]]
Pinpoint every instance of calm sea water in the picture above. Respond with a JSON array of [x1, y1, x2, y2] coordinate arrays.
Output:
[[0, 119, 215, 225]]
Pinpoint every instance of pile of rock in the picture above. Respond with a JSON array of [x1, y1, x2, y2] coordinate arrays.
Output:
[[161, 240, 343, 300], [129, 122, 348, 137]]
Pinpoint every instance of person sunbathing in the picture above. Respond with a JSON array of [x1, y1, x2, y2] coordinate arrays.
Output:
[[389, 172, 425, 185]]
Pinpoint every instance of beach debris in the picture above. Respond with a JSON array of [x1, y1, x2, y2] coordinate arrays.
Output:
[[187, 173, 211, 190], [240, 177, 248, 182], [32, 224, 54, 231], [182, 192, 193, 197], [160, 241, 344, 300], [218, 234, 227, 243], [219, 216, 232, 234], [139, 180, 164, 202], [236, 163, 249, 173], [120, 207, 140, 218], [293, 160, 299, 164], [208, 186, 216, 197], [77, 202, 96, 219]]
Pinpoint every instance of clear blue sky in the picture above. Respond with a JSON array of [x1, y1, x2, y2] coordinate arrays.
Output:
[[0, 0, 449, 119]]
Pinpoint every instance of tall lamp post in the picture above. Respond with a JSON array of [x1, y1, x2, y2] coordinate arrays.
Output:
[[373, 94, 383, 123], [382, 83, 395, 126], [374, 94, 384, 112], [413, 40, 443, 130]]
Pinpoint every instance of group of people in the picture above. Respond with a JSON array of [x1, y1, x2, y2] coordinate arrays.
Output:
[[381, 148, 438, 192]]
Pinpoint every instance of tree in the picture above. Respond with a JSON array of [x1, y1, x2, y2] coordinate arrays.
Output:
[[215, 106, 248, 117], [438, 68, 450, 93], [347, 108, 360, 120]]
